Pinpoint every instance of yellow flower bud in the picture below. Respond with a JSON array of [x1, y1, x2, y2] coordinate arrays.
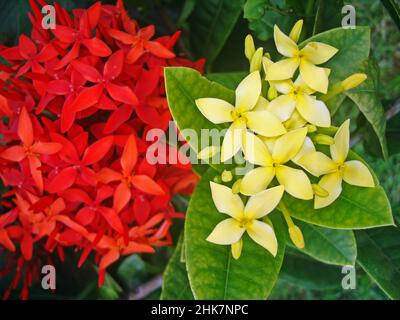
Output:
[[314, 133, 335, 145], [289, 19, 303, 43], [341, 73, 367, 91], [250, 47, 263, 72], [244, 34, 255, 60], [289, 225, 305, 249], [312, 184, 329, 197], [231, 178, 242, 194], [267, 85, 277, 100], [221, 170, 233, 182], [231, 239, 243, 260], [306, 124, 317, 133]]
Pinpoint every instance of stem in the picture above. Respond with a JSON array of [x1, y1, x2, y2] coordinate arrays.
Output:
[[278, 202, 295, 228], [127, 274, 163, 300]]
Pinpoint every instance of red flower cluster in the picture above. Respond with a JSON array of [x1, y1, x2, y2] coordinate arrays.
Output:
[[0, 0, 203, 299]]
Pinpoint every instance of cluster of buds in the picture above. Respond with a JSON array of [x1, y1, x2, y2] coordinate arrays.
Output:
[[0, 0, 204, 299], [194, 20, 374, 259]]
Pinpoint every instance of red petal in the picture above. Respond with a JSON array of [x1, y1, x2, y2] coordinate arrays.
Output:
[[87, 1, 102, 29], [103, 50, 124, 81], [120, 134, 137, 174], [0, 146, 25, 161], [54, 216, 89, 238], [81, 37, 112, 57], [47, 167, 77, 193], [81, 135, 113, 165], [105, 82, 138, 106], [47, 80, 71, 95], [21, 232, 33, 260], [70, 84, 103, 112], [126, 45, 144, 64], [62, 188, 92, 204], [122, 242, 154, 255], [96, 168, 122, 184], [54, 41, 80, 70], [51, 25, 75, 43], [0, 229, 15, 251], [72, 60, 102, 83], [139, 25, 155, 40], [144, 41, 175, 58], [99, 207, 124, 233], [133, 196, 150, 225], [35, 43, 58, 62], [18, 34, 37, 59], [113, 182, 131, 213], [131, 175, 164, 195], [49, 132, 79, 162], [31, 142, 62, 155], [29, 156, 43, 193], [107, 28, 135, 44], [0, 94, 12, 116], [99, 249, 120, 271], [103, 104, 133, 134], [18, 107, 34, 146], [75, 207, 95, 226]]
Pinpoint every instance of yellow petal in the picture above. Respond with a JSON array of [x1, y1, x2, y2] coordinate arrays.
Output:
[[197, 146, 220, 160], [299, 59, 329, 94], [300, 42, 338, 65], [195, 98, 234, 124], [266, 94, 297, 122], [246, 220, 278, 256], [210, 182, 244, 218], [244, 185, 284, 219], [240, 167, 276, 196], [298, 151, 338, 177], [272, 80, 294, 94], [314, 171, 343, 209], [235, 71, 261, 112], [242, 131, 273, 166], [296, 94, 331, 127], [272, 127, 308, 164], [275, 165, 313, 200], [274, 25, 298, 57], [292, 136, 315, 164], [206, 218, 245, 245], [293, 75, 315, 95], [342, 160, 375, 187], [265, 58, 299, 81], [253, 96, 270, 111], [330, 119, 350, 164], [283, 110, 307, 130], [289, 20, 303, 43], [221, 120, 245, 162], [245, 110, 287, 137]]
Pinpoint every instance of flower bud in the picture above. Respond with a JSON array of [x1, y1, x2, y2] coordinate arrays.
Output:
[[341, 73, 367, 91], [250, 47, 263, 72], [244, 34, 255, 60], [231, 239, 243, 260], [232, 178, 242, 194], [197, 146, 219, 159], [221, 170, 233, 182], [312, 184, 329, 197], [289, 19, 303, 43], [289, 225, 305, 249], [213, 176, 222, 183], [306, 124, 317, 133], [314, 134, 335, 145], [267, 85, 277, 100]]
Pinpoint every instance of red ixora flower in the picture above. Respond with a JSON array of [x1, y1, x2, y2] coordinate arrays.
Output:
[[0, 0, 204, 299]]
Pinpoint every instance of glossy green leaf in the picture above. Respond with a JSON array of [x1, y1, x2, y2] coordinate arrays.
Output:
[[284, 150, 393, 229], [161, 235, 194, 300], [280, 250, 343, 290], [312, 0, 344, 35], [291, 219, 357, 266], [188, 0, 244, 67], [356, 227, 400, 299], [345, 59, 388, 158], [165, 67, 234, 172], [185, 168, 286, 299]]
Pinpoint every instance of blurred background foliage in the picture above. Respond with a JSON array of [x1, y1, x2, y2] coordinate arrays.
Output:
[[0, 0, 399, 300]]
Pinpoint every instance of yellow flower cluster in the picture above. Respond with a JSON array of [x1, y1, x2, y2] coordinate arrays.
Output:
[[195, 20, 374, 259]]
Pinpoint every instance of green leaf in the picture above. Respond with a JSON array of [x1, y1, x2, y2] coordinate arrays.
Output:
[[283, 150, 393, 229], [291, 219, 357, 266], [280, 250, 343, 290], [356, 227, 400, 299], [185, 168, 286, 299], [206, 72, 246, 90], [345, 59, 388, 158], [188, 0, 244, 67], [300, 27, 370, 114], [164, 67, 234, 172], [381, 0, 400, 30], [161, 235, 194, 300], [312, 0, 344, 35]]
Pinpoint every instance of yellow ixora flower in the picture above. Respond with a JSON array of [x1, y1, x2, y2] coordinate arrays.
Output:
[[266, 75, 331, 127], [265, 22, 338, 94], [240, 128, 313, 200], [206, 182, 285, 258], [298, 119, 375, 209], [195, 72, 286, 162]]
